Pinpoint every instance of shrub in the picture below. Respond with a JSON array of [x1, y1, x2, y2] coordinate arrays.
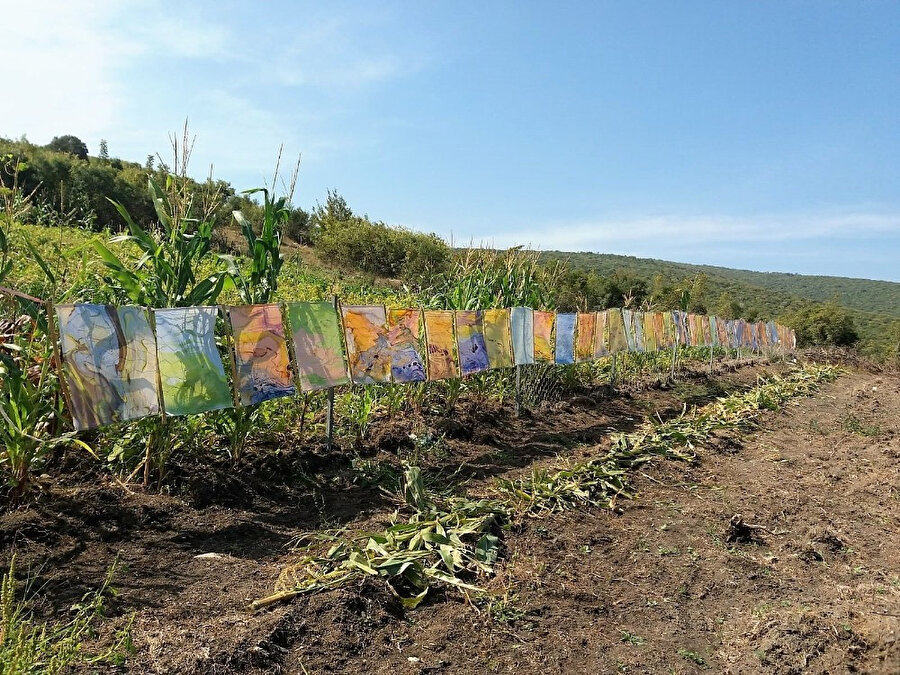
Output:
[[782, 301, 859, 347]]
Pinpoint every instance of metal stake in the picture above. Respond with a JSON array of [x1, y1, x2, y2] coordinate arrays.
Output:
[[326, 294, 338, 451]]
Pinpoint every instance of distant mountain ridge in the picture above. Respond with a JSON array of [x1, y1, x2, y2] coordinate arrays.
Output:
[[537, 250, 900, 318], [536, 250, 899, 355]]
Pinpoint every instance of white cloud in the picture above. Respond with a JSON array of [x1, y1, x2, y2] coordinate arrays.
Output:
[[466, 209, 900, 252]]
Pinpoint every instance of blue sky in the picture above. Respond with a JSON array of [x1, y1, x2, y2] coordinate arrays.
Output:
[[3, 1, 899, 280]]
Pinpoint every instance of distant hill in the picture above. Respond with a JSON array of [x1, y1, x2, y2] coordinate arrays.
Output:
[[537, 250, 899, 355]]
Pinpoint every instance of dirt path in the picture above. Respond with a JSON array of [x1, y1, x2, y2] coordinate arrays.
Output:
[[2, 362, 897, 673]]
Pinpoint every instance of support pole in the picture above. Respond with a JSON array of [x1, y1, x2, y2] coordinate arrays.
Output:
[[709, 344, 714, 374], [610, 353, 617, 388], [326, 294, 338, 451], [669, 338, 678, 381], [515, 364, 522, 416]]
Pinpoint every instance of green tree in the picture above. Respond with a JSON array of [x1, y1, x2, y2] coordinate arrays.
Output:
[[783, 300, 858, 347], [713, 291, 742, 319], [45, 135, 88, 160]]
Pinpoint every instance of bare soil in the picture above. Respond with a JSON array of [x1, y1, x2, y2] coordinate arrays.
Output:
[[2, 359, 897, 674]]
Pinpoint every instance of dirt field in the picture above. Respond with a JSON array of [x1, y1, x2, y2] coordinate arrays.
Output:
[[2, 360, 897, 674]]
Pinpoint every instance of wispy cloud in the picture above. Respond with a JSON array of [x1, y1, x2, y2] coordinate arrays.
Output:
[[469, 209, 900, 252]]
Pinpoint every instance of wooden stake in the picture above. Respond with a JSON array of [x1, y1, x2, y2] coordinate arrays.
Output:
[[219, 305, 242, 409], [148, 308, 167, 487], [514, 364, 522, 416]]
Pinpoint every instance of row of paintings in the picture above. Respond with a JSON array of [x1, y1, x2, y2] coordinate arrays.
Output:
[[54, 303, 795, 431]]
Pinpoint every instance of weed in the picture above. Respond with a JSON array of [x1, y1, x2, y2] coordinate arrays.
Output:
[[620, 630, 646, 645], [483, 592, 528, 624], [677, 648, 706, 666], [0, 556, 134, 671], [840, 414, 881, 438]]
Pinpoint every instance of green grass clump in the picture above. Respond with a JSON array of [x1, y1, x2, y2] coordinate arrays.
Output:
[[0, 557, 134, 673]]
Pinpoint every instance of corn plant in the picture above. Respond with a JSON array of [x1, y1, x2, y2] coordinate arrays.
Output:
[[89, 143, 230, 484], [340, 387, 379, 448], [0, 306, 93, 494], [254, 466, 509, 610], [92, 176, 229, 308], [426, 247, 564, 310], [0, 153, 40, 285]]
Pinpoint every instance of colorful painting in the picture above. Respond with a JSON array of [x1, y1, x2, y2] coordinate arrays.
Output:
[[226, 304, 294, 406], [510, 307, 535, 366], [55, 304, 159, 430], [661, 312, 676, 350], [767, 321, 778, 346], [341, 305, 391, 384], [386, 309, 427, 383], [593, 310, 609, 359], [716, 316, 729, 347], [607, 309, 628, 354], [701, 315, 713, 347], [709, 316, 719, 347], [286, 301, 350, 391], [482, 308, 513, 369], [630, 311, 645, 352], [533, 310, 555, 362], [424, 310, 458, 379], [456, 310, 490, 375], [575, 313, 596, 362], [672, 311, 687, 346], [555, 313, 576, 365], [622, 310, 636, 351], [641, 312, 657, 353], [154, 307, 233, 417]]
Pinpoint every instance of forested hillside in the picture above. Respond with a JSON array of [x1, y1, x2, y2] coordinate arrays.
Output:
[[538, 251, 899, 356]]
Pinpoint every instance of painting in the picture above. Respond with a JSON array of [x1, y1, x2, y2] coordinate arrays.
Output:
[[226, 304, 294, 406], [622, 309, 636, 352], [593, 310, 609, 359], [341, 305, 392, 384], [154, 307, 233, 417], [286, 301, 350, 391], [510, 307, 535, 366], [709, 316, 719, 347], [630, 311, 645, 352], [607, 309, 628, 354], [533, 310, 555, 362], [456, 310, 490, 375], [673, 311, 687, 346], [575, 312, 596, 362], [716, 316, 729, 347], [55, 304, 159, 430], [555, 313, 576, 365], [701, 315, 713, 347], [482, 308, 513, 369], [386, 309, 427, 383], [424, 310, 458, 380], [641, 312, 657, 353], [661, 311, 676, 350]]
